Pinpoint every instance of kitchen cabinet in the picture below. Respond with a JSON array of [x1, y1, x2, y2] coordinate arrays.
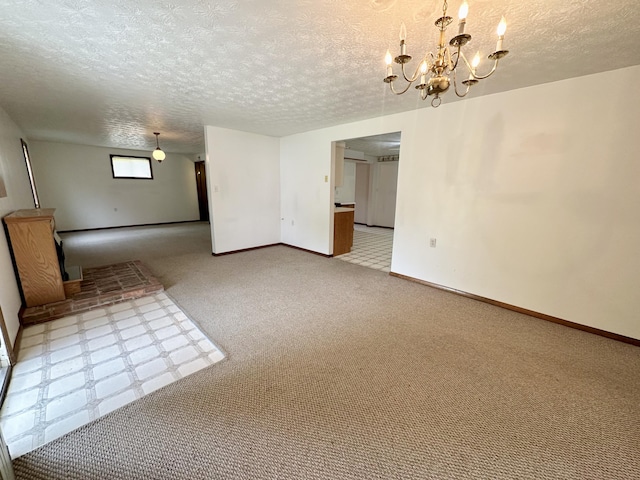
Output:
[[333, 207, 354, 256]]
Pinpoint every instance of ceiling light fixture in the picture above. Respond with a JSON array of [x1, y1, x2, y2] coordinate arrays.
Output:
[[383, 0, 509, 107], [152, 132, 166, 163]]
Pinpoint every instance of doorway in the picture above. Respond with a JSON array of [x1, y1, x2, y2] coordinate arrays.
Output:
[[341, 132, 400, 228], [333, 132, 401, 271], [194, 160, 209, 222]]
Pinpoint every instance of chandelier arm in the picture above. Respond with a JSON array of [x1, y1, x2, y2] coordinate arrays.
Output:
[[446, 47, 454, 72], [459, 51, 471, 69], [452, 67, 471, 98], [400, 62, 422, 83], [453, 51, 499, 80], [470, 59, 500, 80], [389, 81, 414, 95], [450, 48, 463, 71]]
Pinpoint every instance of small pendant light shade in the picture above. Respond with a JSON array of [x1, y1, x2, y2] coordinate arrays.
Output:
[[152, 132, 166, 162]]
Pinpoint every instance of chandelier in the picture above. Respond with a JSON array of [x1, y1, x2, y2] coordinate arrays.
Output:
[[383, 0, 509, 107]]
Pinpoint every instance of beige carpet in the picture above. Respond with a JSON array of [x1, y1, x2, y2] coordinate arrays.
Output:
[[13, 222, 640, 479]]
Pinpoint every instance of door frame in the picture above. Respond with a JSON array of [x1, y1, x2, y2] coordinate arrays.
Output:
[[194, 160, 209, 222]]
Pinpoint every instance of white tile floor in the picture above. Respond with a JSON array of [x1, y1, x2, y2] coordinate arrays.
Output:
[[335, 225, 394, 272], [0, 292, 225, 459]]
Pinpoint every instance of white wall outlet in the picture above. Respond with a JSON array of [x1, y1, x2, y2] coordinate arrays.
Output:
[[430, 238, 437, 248]]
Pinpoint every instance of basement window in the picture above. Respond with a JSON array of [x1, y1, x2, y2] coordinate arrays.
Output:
[[110, 155, 153, 179]]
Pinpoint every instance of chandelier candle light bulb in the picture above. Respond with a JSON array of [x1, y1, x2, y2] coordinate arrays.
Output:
[[420, 60, 428, 84], [385, 50, 393, 77], [469, 51, 481, 80], [496, 16, 507, 51], [472, 51, 481, 69], [399, 22, 407, 55], [458, 1, 468, 34]]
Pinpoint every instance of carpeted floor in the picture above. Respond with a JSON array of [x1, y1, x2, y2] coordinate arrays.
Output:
[[13, 222, 640, 479]]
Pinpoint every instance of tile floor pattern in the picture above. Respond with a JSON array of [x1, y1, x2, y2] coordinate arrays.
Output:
[[335, 225, 394, 272], [0, 293, 225, 459]]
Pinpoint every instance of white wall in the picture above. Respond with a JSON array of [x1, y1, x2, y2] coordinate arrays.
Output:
[[28, 141, 199, 231], [205, 126, 280, 254], [280, 134, 334, 254], [279, 65, 640, 340], [0, 107, 37, 350]]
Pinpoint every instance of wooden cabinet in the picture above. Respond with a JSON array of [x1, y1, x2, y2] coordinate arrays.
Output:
[[4, 209, 66, 307], [333, 208, 354, 256]]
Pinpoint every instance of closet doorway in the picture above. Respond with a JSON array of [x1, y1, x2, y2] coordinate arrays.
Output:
[[194, 160, 209, 222]]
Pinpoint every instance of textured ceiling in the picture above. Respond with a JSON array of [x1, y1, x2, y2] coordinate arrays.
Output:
[[0, 0, 639, 154], [344, 132, 401, 158]]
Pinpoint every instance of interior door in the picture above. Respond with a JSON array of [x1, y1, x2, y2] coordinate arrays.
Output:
[[354, 163, 370, 224], [194, 161, 209, 222], [371, 162, 398, 228]]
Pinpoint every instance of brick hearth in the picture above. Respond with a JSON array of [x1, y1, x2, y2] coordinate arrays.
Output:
[[19, 261, 163, 325]]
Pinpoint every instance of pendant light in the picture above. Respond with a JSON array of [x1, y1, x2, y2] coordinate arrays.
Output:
[[152, 132, 166, 163]]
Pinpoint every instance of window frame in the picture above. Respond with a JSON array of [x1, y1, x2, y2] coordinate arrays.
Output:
[[21, 139, 40, 208], [110, 154, 154, 180]]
